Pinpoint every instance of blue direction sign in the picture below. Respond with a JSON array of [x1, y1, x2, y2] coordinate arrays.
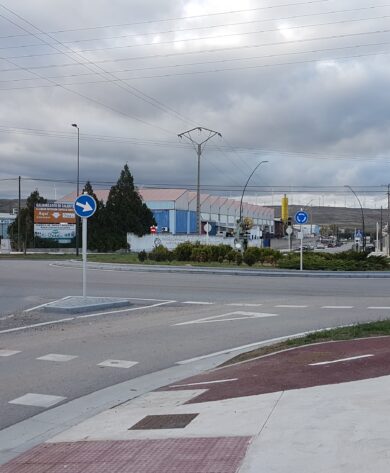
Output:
[[295, 210, 309, 225], [74, 194, 97, 218]]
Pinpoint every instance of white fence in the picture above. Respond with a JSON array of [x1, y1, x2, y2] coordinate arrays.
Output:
[[127, 233, 263, 252]]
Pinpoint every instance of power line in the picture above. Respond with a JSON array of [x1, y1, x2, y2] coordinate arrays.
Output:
[[0, 0, 335, 40], [0, 5, 198, 128], [3, 10, 390, 52]]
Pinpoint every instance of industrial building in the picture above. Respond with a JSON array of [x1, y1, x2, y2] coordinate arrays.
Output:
[[60, 188, 274, 236]]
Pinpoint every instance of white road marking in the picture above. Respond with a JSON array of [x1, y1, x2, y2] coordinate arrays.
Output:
[[77, 300, 175, 319], [170, 378, 238, 388], [182, 301, 214, 305], [23, 296, 72, 313], [98, 359, 138, 369], [0, 318, 75, 335], [0, 314, 15, 321], [9, 393, 66, 408], [309, 354, 374, 366], [275, 305, 308, 308], [0, 349, 21, 357], [321, 306, 354, 309], [174, 311, 278, 326], [176, 324, 357, 365], [367, 307, 390, 310], [226, 303, 263, 307], [0, 301, 175, 334], [37, 354, 78, 362]]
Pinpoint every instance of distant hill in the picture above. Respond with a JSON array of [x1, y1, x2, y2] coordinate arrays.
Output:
[[272, 205, 384, 231], [0, 199, 24, 213]]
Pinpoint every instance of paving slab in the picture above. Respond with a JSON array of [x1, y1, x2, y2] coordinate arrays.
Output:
[[0, 438, 251, 473], [42, 296, 131, 314]]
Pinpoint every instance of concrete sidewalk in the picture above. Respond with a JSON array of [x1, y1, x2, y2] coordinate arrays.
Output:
[[1, 337, 389, 472]]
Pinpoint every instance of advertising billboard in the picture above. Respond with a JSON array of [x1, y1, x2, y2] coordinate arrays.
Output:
[[34, 223, 76, 240], [34, 203, 75, 224]]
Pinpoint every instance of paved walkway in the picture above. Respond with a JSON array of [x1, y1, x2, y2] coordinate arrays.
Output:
[[1, 337, 389, 472]]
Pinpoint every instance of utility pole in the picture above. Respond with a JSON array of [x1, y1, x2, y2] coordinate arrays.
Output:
[[178, 127, 221, 235], [18, 176, 21, 252], [387, 184, 390, 256]]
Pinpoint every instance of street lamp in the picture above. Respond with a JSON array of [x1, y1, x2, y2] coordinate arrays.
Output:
[[239, 160, 269, 223], [71, 123, 80, 256], [345, 185, 365, 251]]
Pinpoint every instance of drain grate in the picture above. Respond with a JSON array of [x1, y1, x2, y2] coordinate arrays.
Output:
[[129, 414, 198, 430]]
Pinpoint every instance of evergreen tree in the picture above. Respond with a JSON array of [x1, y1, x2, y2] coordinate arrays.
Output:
[[9, 190, 47, 251], [105, 164, 155, 250], [82, 181, 107, 251]]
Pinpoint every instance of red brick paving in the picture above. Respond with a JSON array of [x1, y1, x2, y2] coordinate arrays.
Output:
[[0, 438, 251, 473], [164, 337, 390, 403]]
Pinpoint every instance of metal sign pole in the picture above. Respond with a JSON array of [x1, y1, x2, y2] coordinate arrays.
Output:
[[82, 217, 87, 297], [300, 224, 303, 271]]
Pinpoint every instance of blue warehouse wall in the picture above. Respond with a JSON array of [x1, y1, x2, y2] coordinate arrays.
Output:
[[175, 210, 188, 234], [152, 210, 169, 232]]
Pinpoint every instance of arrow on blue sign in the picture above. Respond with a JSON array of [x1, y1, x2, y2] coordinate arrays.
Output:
[[74, 194, 97, 218], [294, 210, 309, 225]]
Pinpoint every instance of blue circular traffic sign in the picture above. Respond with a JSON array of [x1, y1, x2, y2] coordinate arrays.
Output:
[[74, 194, 97, 218], [294, 210, 309, 225]]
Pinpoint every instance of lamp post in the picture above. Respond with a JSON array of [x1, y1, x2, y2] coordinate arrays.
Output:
[[303, 199, 314, 237], [237, 160, 268, 251], [345, 185, 365, 252], [239, 161, 269, 223], [71, 123, 80, 256]]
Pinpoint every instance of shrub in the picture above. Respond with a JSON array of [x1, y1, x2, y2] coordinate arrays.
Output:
[[218, 255, 224, 264], [236, 252, 243, 265], [227, 250, 237, 263], [138, 250, 147, 262], [148, 245, 172, 262], [243, 247, 259, 266], [174, 241, 194, 261]]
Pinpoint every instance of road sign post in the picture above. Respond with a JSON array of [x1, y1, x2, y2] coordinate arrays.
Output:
[[74, 194, 97, 297], [294, 210, 309, 271]]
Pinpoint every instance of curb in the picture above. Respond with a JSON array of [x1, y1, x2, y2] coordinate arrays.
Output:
[[52, 261, 390, 279]]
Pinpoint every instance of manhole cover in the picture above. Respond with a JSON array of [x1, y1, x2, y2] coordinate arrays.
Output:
[[129, 414, 198, 430]]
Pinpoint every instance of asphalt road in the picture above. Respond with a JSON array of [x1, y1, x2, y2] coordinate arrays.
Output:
[[1, 259, 390, 430]]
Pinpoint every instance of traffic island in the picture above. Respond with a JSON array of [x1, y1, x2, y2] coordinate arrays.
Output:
[[42, 296, 131, 314]]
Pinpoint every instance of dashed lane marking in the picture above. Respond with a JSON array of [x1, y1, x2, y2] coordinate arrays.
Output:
[[182, 301, 214, 305], [98, 359, 138, 369], [321, 306, 354, 309], [226, 303, 263, 307], [174, 311, 278, 326], [275, 305, 308, 308], [309, 354, 374, 366], [367, 306, 390, 310], [37, 354, 78, 362], [9, 393, 66, 408], [0, 349, 21, 357], [169, 378, 238, 388]]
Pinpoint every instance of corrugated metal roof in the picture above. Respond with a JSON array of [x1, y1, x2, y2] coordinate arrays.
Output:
[[138, 188, 187, 202], [58, 189, 274, 219]]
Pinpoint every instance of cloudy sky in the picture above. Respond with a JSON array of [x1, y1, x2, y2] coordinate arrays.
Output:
[[1, 0, 390, 208]]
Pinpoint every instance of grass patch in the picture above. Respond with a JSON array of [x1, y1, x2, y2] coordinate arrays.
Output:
[[224, 319, 390, 366]]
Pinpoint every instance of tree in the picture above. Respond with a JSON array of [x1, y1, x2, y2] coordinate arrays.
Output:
[[9, 190, 47, 251], [105, 165, 156, 250], [82, 181, 107, 251]]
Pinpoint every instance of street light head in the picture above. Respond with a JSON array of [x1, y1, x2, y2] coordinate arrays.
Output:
[[71, 123, 78, 128]]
